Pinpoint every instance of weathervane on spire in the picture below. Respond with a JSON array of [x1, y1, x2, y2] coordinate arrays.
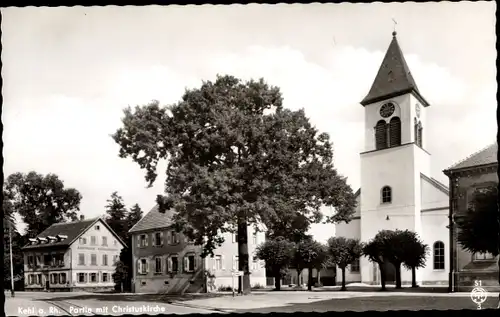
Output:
[[392, 18, 398, 36]]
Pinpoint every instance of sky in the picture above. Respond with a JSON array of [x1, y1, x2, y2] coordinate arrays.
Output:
[[1, 3, 497, 242]]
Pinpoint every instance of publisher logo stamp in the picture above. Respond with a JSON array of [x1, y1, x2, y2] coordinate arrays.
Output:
[[470, 280, 488, 310]]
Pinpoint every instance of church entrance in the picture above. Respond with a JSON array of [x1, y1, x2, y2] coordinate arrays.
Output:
[[384, 261, 396, 284]]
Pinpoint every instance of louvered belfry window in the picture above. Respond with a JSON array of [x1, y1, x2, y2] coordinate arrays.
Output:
[[389, 117, 401, 147], [375, 120, 388, 150], [417, 122, 423, 147]]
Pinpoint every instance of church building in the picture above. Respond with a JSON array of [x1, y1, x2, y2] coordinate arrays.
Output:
[[335, 31, 450, 285]]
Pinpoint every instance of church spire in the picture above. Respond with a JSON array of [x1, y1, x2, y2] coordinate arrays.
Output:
[[361, 32, 430, 107]]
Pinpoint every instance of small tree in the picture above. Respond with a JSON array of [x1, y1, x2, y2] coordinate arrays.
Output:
[[113, 260, 128, 292], [294, 239, 328, 290], [363, 232, 391, 291], [401, 231, 429, 288], [327, 237, 363, 291], [256, 237, 295, 291]]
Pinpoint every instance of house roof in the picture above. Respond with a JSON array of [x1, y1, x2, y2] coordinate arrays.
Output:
[[128, 205, 175, 234], [22, 217, 99, 250], [361, 32, 429, 107], [445, 142, 497, 172], [420, 173, 449, 195], [22, 217, 127, 250]]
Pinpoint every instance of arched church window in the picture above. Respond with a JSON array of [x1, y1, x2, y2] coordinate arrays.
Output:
[[389, 117, 401, 147], [381, 186, 392, 203], [417, 122, 423, 147], [375, 120, 388, 150], [433, 241, 445, 270]]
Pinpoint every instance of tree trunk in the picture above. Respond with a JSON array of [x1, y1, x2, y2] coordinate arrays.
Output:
[[378, 263, 386, 291], [307, 267, 312, 291], [341, 267, 346, 291], [411, 267, 418, 288], [317, 269, 321, 286], [296, 269, 301, 286], [395, 264, 402, 289], [274, 269, 281, 291], [237, 217, 251, 295]]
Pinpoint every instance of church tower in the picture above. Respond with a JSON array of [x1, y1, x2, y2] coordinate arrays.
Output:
[[358, 31, 432, 284]]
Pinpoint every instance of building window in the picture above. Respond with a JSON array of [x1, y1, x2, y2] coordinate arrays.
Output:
[[113, 255, 119, 265], [350, 258, 360, 272], [139, 258, 148, 274], [171, 232, 179, 244], [102, 273, 108, 282], [28, 274, 33, 285], [28, 255, 34, 266], [79, 237, 86, 245], [78, 254, 85, 265], [154, 232, 162, 246], [91, 254, 97, 266], [474, 253, 496, 261], [233, 256, 239, 271], [91, 236, 97, 245], [389, 117, 401, 147], [36, 274, 42, 285], [215, 255, 222, 270], [155, 257, 163, 273], [103, 254, 108, 266], [232, 233, 238, 243], [60, 273, 66, 284], [417, 122, 423, 147], [95, 225, 100, 230], [114, 240, 117, 246], [375, 120, 388, 150], [252, 258, 258, 271], [184, 254, 196, 272], [102, 237, 107, 246], [78, 273, 86, 283], [252, 233, 257, 245], [381, 186, 392, 204], [43, 254, 50, 266], [139, 234, 147, 247], [433, 241, 445, 270], [168, 256, 179, 273], [90, 273, 97, 283], [51, 273, 60, 284]]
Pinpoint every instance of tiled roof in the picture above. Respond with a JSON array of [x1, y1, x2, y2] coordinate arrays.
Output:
[[361, 33, 428, 107], [22, 218, 99, 250], [445, 142, 497, 172], [128, 205, 175, 234]]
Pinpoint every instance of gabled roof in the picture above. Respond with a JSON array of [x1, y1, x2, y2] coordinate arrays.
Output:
[[128, 205, 174, 234], [361, 32, 429, 107], [445, 142, 497, 173], [420, 173, 449, 195], [22, 217, 127, 250]]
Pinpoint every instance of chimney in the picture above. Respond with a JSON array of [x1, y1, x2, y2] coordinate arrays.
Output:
[[80, 215, 85, 221]]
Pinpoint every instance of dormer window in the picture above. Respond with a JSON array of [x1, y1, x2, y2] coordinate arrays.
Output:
[[38, 237, 47, 244], [29, 238, 37, 245], [47, 236, 57, 243], [57, 234, 68, 242]]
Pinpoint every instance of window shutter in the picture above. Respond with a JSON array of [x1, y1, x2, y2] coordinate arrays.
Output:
[[137, 236, 141, 248], [194, 256, 198, 270], [84, 273, 88, 283], [212, 257, 216, 270], [249, 255, 253, 271], [167, 257, 173, 273], [160, 232, 164, 246], [137, 259, 141, 273], [232, 256, 236, 270], [145, 258, 149, 273], [145, 234, 149, 247], [221, 255, 226, 270], [167, 232, 172, 244], [184, 256, 189, 272], [375, 121, 387, 150]]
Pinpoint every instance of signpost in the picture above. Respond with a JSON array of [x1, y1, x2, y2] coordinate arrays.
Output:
[[231, 271, 243, 297]]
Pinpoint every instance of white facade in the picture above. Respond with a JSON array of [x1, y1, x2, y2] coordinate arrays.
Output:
[[335, 34, 449, 285]]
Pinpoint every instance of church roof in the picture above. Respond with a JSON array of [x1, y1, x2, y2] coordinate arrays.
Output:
[[445, 142, 497, 172], [361, 32, 429, 107]]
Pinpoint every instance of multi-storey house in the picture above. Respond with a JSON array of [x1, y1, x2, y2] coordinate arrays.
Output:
[[22, 215, 126, 292], [129, 206, 266, 294], [444, 142, 499, 291]]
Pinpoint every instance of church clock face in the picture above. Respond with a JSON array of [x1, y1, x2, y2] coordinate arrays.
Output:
[[415, 103, 421, 118], [379, 102, 395, 118]]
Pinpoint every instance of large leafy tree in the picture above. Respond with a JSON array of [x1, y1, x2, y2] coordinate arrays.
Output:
[[255, 237, 295, 291], [112, 75, 357, 294], [401, 231, 428, 288], [381, 230, 410, 289], [268, 212, 312, 243], [456, 187, 499, 256], [4, 172, 82, 237], [294, 239, 329, 291], [327, 237, 363, 291]]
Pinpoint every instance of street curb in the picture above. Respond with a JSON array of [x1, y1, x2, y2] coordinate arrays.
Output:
[[168, 301, 234, 313]]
